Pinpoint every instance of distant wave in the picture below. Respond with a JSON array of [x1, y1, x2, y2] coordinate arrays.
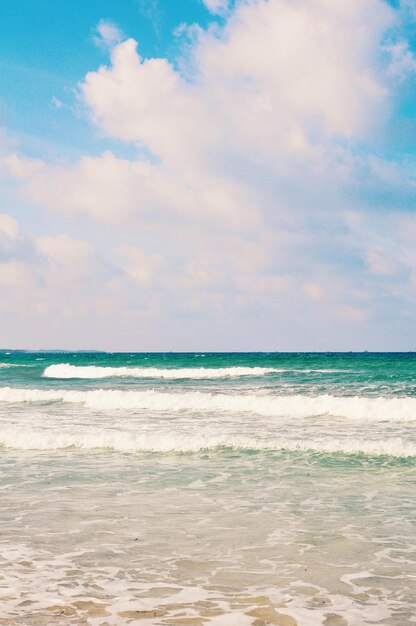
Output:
[[1, 386, 416, 421], [43, 364, 279, 379], [0, 428, 413, 458], [0, 364, 25, 368], [43, 363, 349, 379]]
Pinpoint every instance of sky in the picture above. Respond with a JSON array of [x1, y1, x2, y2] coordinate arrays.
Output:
[[0, 0, 416, 351]]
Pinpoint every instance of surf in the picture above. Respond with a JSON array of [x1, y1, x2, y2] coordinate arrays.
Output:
[[43, 363, 279, 379], [2, 386, 416, 421], [0, 427, 413, 458]]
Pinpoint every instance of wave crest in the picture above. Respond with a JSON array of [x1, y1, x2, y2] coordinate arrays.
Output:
[[0, 428, 413, 457], [43, 364, 278, 379], [1, 386, 416, 421]]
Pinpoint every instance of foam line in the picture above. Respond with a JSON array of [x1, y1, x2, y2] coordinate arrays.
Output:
[[43, 364, 279, 379], [0, 428, 413, 457], [1, 386, 416, 421]]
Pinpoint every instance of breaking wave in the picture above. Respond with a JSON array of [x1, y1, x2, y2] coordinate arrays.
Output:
[[1, 386, 416, 421], [43, 364, 279, 379], [0, 428, 413, 457], [0, 364, 24, 368]]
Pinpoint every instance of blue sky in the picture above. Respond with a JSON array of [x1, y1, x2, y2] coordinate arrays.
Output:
[[0, 0, 416, 350]]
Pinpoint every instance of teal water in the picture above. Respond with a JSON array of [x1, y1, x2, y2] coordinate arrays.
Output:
[[0, 352, 415, 624]]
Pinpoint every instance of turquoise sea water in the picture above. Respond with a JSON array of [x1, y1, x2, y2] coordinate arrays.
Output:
[[0, 352, 415, 625]]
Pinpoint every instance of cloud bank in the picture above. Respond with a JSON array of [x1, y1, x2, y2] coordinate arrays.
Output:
[[1, 0, 415, 350]]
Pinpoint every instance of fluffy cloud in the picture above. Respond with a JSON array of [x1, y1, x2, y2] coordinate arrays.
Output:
[[202, 0, 230, 16], [3, 0, 398, 233], [83, 0, 392, 161], [386, 40, 416, 79], [6, 152, 160, 221], [6, 0, 397, 229], [35, 234, 95, 279], [94, 20, 123, 50], [4, 150, 258, 229]]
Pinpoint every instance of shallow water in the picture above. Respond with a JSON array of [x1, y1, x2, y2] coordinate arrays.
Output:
[[0, 352, 415, 624]]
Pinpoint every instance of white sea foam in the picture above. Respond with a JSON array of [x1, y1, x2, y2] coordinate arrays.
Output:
[[43, 363, 279, 379], [1, 386, 416, 421], [0, 427, 413, 457]]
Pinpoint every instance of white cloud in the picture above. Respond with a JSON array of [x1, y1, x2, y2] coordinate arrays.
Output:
[[197, 0, 391, 142], [83, 0, 392, 169], [202, 0, 229, 16], [35, 234, 93, 272], [114, 245, 164, 287], [94, 20, 123, 50], [5, 0, 396, 230], [9, 152, 159, 221], [51, 96, 63, 109], [0, 261, 33, 289], [0, 213, 19, 242], [83, 39, 207, 166], [386, 39, 416, 79], [4, 153, 43, 178], [3, 150, 258, 229]]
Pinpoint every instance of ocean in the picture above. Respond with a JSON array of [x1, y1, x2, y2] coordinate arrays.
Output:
[[0, 351, 415, 625]]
